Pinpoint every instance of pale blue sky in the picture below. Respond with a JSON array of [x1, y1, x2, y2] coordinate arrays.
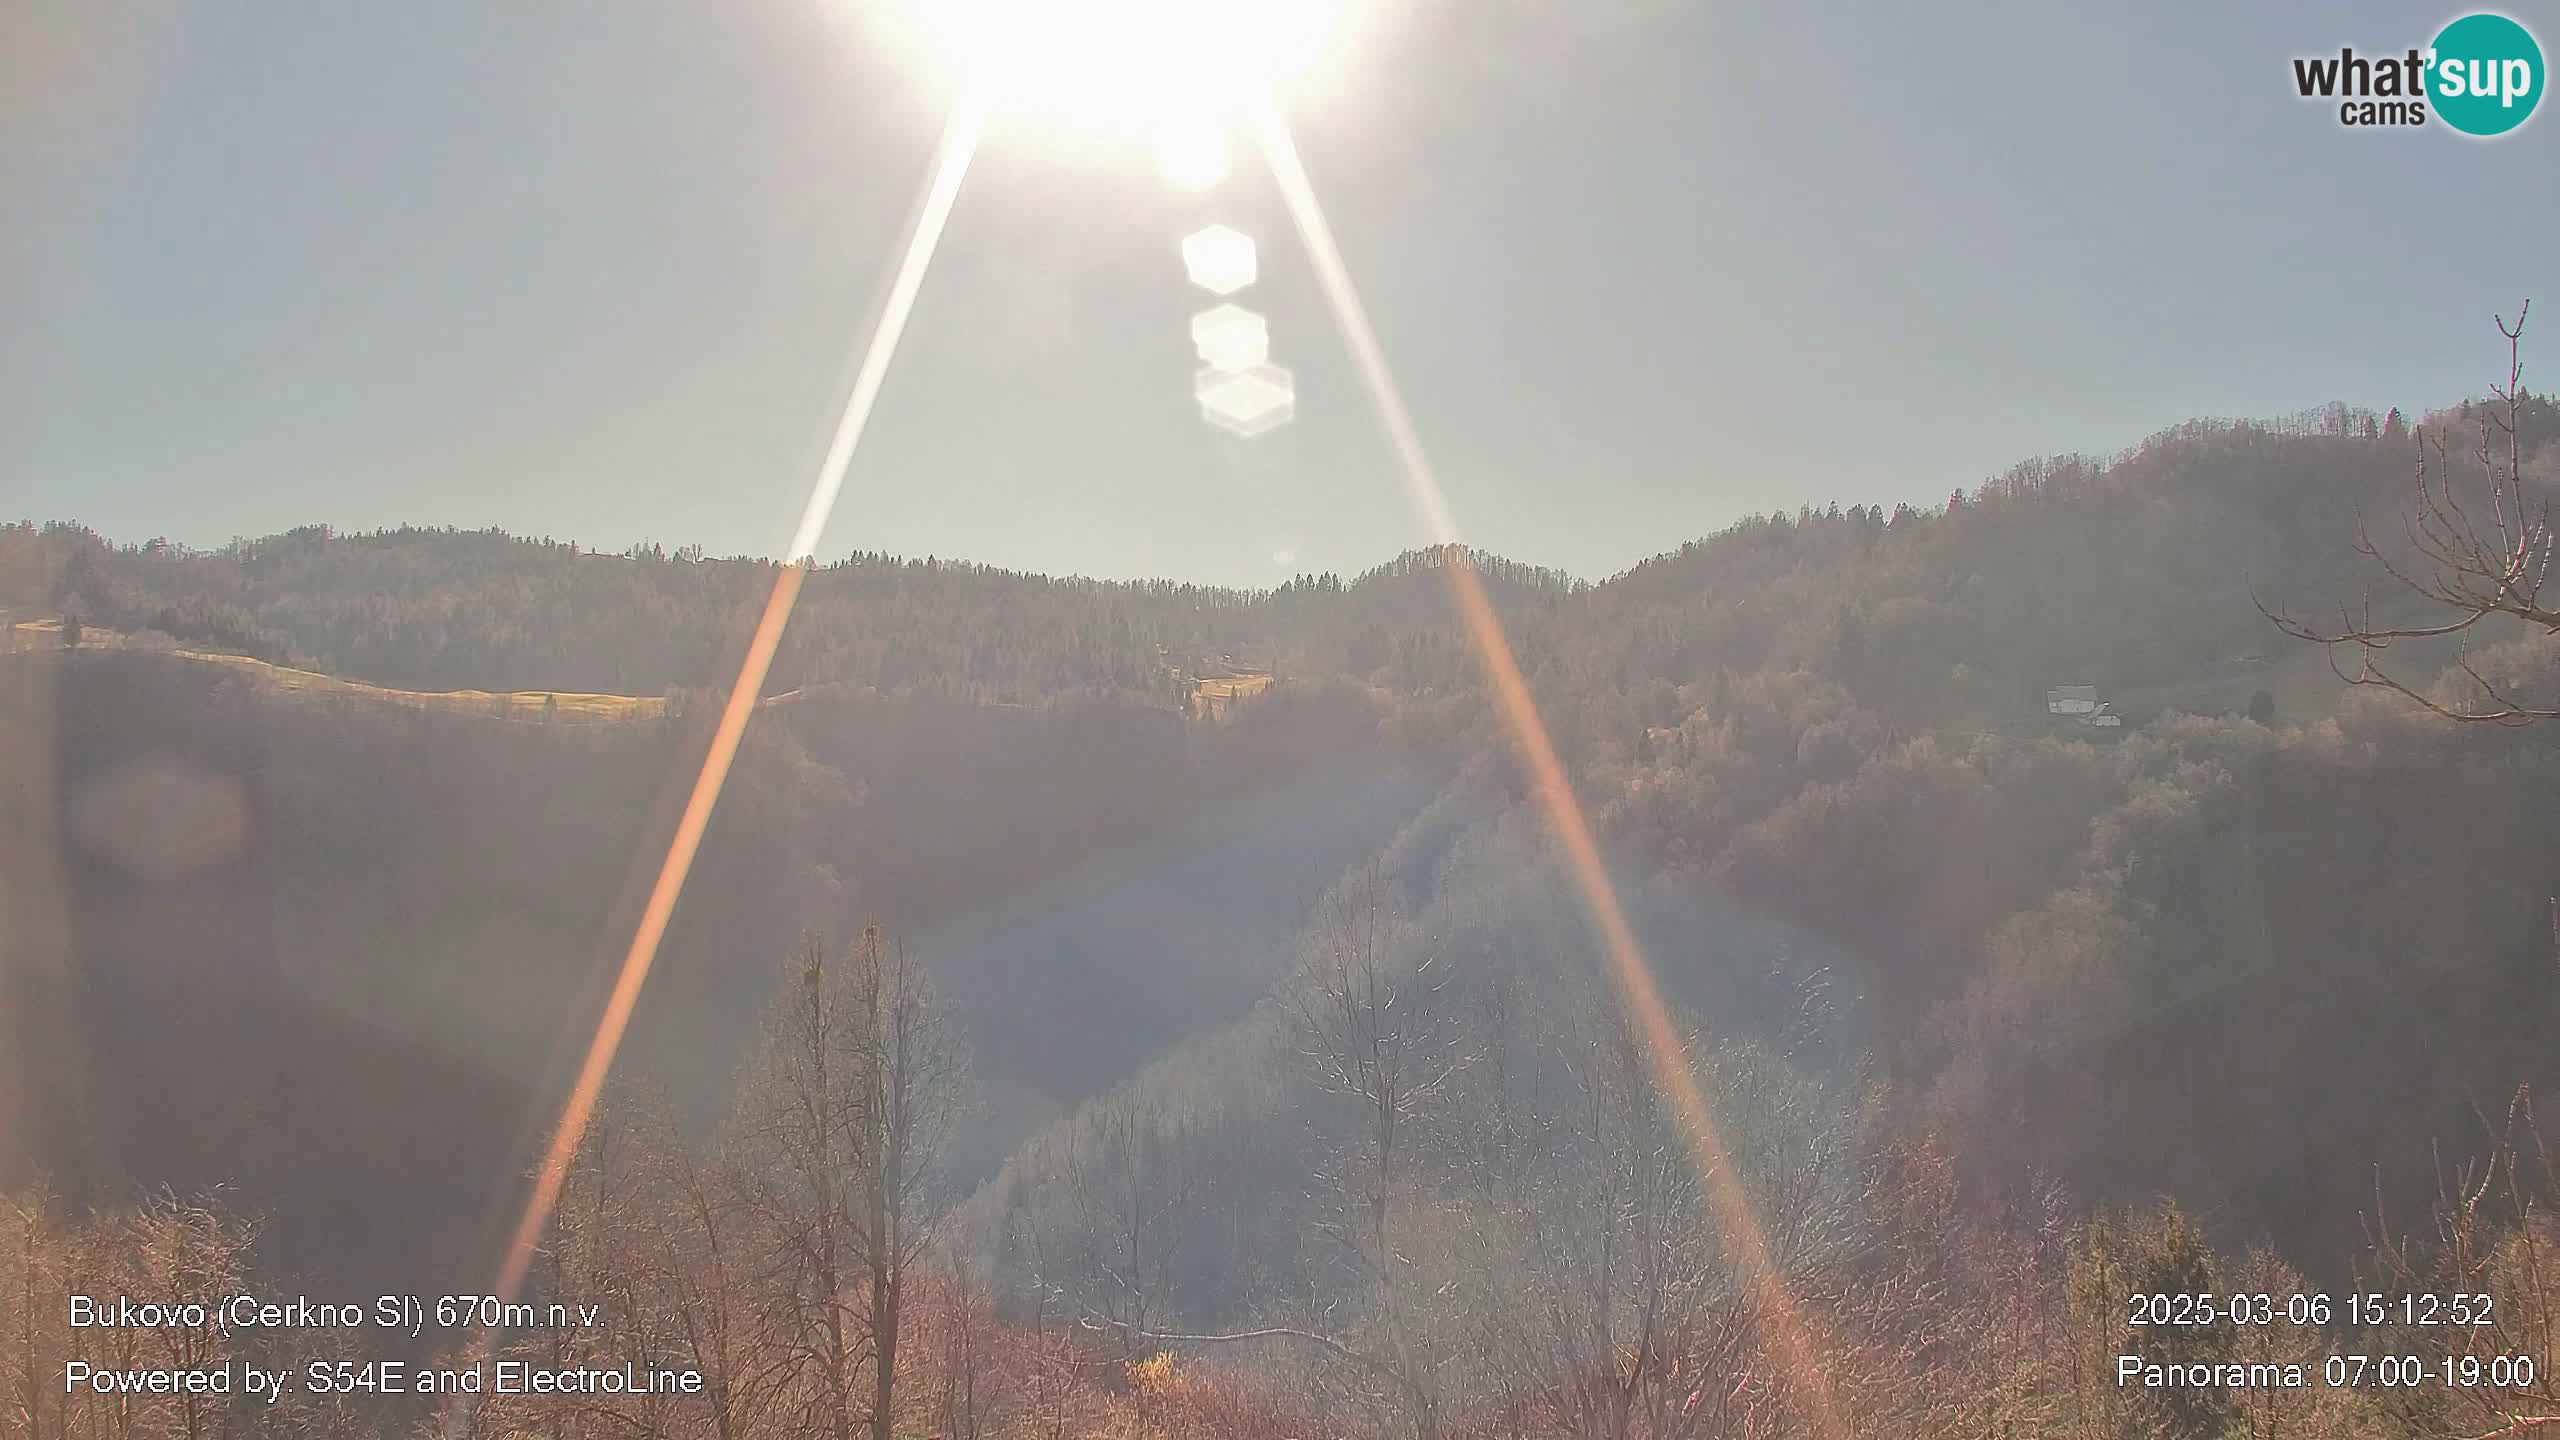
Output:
[[6, 0, 2554, 584]]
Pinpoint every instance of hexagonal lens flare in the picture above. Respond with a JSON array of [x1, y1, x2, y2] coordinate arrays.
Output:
[[1181, 224, 1257, 295], [1190, 303, 1269, 372], [1196, 362, 1294, 437]]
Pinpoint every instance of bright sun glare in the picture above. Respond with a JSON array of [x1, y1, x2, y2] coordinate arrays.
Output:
[[913, 0, 1343, 181]]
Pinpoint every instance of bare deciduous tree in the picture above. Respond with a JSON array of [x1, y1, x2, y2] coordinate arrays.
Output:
[[729, 931, 873, 1440], [2264, 301, 2557, 723], [1287, 870, 1461, 1273], [847, 925, 970, 1440], [712, 925, 971, 1440], [1022, 1086, 1201, 1364], [1287, 869, 1465, 1440], [1465, 973, 1862, 1440], [1074, 872, 1466, 1440], [2362, 1089, 2560, 1440], [0, 1184, 262, 1440]]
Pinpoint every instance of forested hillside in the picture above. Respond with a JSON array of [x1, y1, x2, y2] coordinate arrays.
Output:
[[5, 392, 2559, 1439]]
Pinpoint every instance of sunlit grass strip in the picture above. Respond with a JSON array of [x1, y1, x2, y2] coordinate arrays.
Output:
[[5, 620, 670, 719]]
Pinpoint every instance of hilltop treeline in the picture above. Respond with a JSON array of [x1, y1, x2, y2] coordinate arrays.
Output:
[[5, 522, 1575, 706], [5, 392, 2560, 1436]]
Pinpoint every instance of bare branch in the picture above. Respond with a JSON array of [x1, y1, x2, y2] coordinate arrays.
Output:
[[2262, 300, 2557, 722]]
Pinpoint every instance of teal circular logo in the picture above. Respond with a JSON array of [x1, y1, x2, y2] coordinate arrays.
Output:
[[2430, 13, 2544, 136]]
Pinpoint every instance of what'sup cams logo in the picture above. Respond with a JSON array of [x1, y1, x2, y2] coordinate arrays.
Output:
[[2291, 12, 2544, 135]]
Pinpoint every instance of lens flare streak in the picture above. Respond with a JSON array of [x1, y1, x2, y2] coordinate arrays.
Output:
[[1250, 92, 1852, 1440], [450, 80, 991, 1435], [467, 55, 1846, 1440]]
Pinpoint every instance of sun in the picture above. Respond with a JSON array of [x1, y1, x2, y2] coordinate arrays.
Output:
[[908, 0, 1345, 146]]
